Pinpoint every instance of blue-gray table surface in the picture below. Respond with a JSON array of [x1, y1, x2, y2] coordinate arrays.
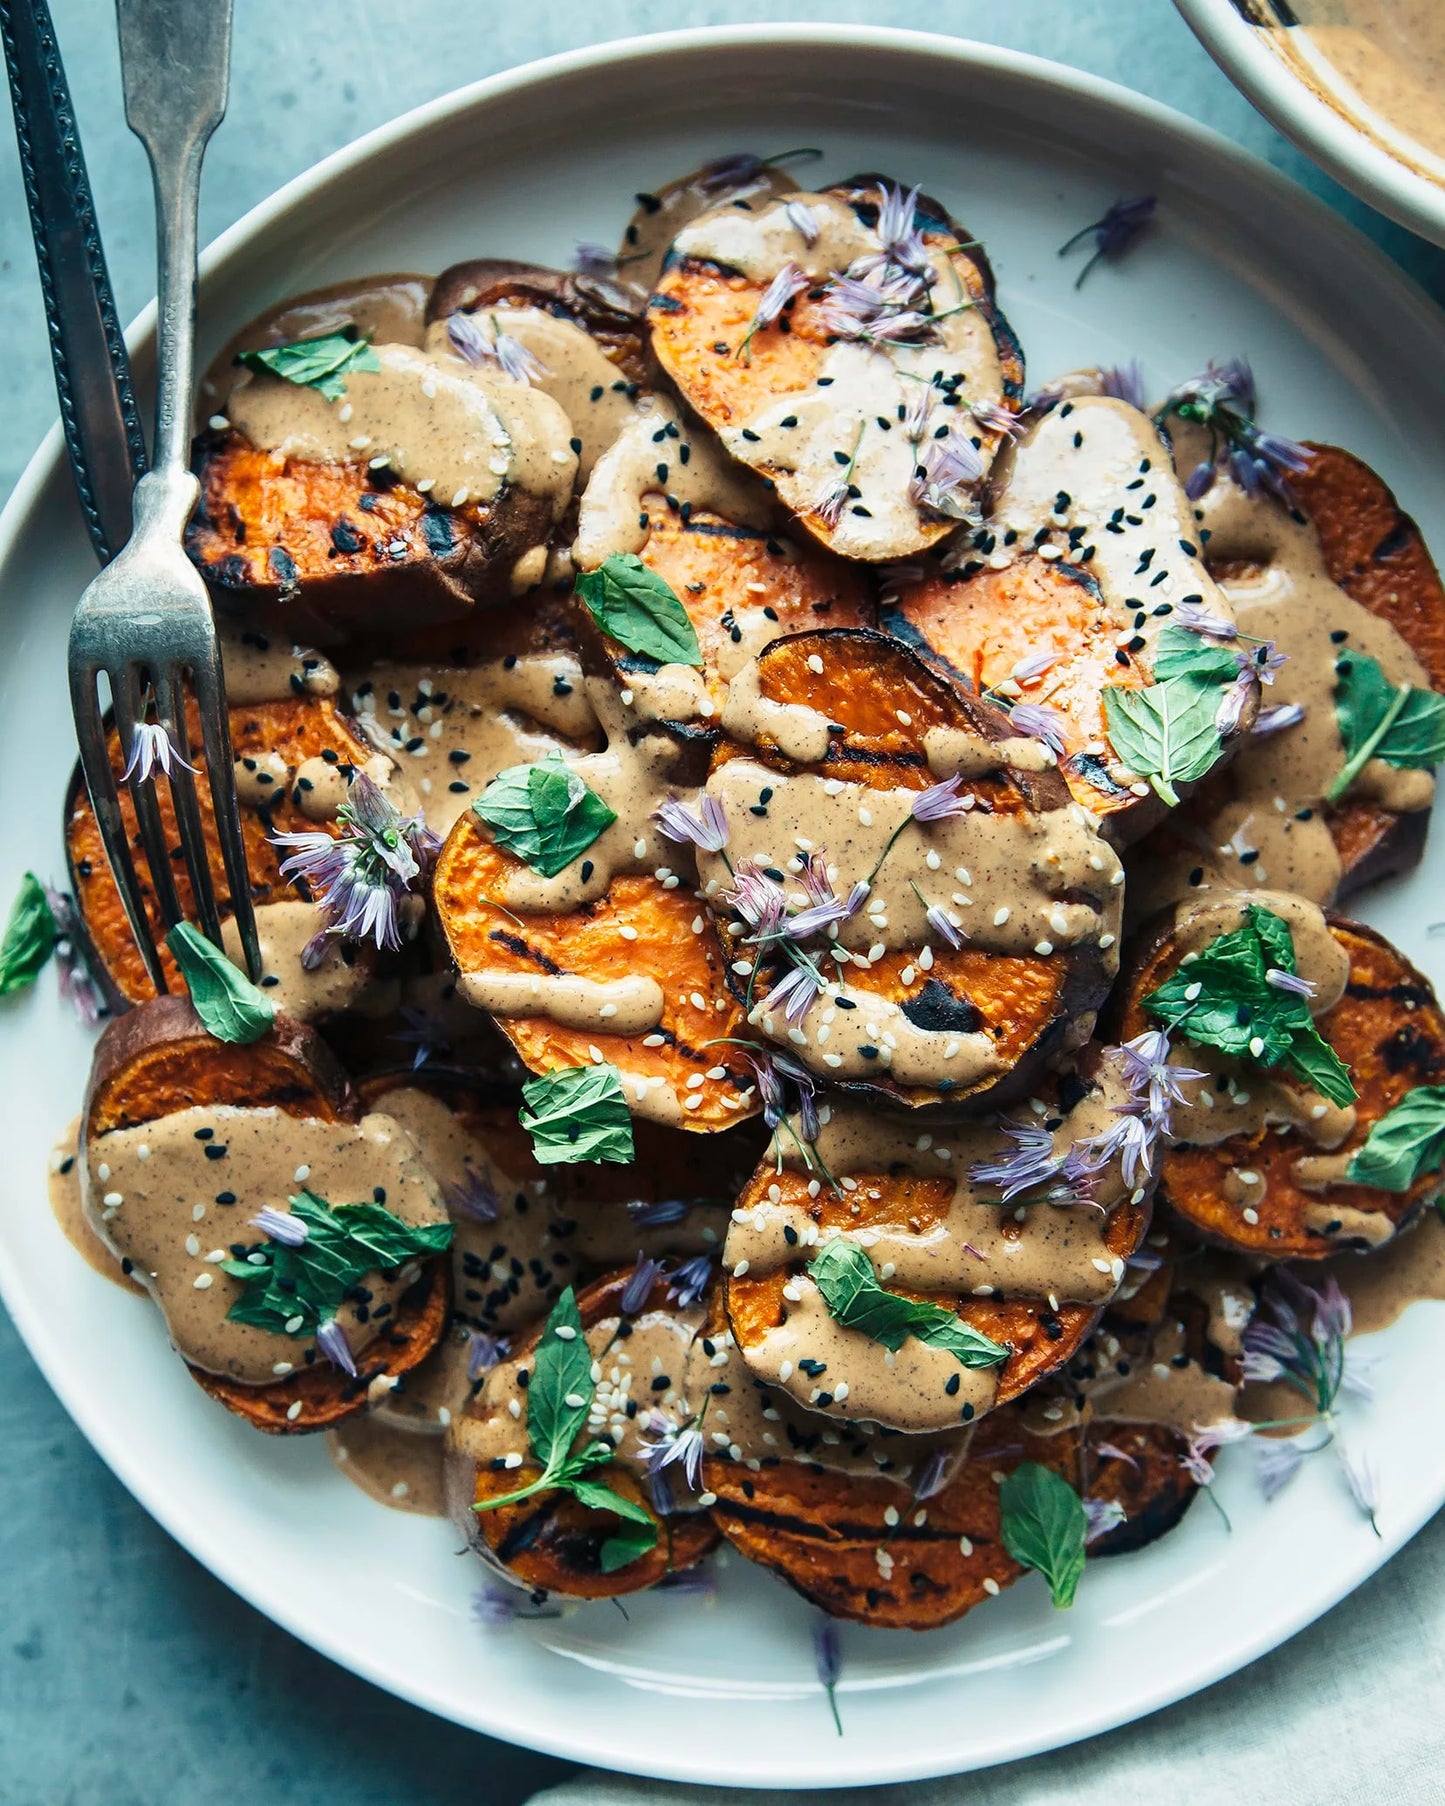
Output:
[[2, 4, 1442, 1802]]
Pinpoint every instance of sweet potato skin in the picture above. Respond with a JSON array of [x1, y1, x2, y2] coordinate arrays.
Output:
[[81, 999, 451, 1432], [187, 431, 556, 640], [432, 793, 759, 1131], [725, 1156, 1149, 1420], [66, 693, 379, 1009], [706, 1405, 1080, 1630], [427, 259, 649, 386], [456, 1270, 718, 1597], [1116, 913, 1445, 1256], [712, 628, 1117, 1111]]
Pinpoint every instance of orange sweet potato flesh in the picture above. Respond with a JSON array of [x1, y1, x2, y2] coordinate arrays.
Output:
[[1119, 914, 1445, 1257], [884, 554, 1152, 828], [1082, 1421, 1199, 1557], [725, 1159, 1148, 1415], [464, 1270, 718, 1597], [82, 998, 449, 1433], [432, 817, 759, 1129], [66, 694, 376, 1008], [187, 432, 554, 639], [705, 1404, 1081, 1630], [714, 630, 1108, 1110], [585, 506, 875, 730]]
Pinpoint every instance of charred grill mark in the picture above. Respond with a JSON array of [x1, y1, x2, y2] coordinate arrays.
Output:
[[488, 928, 565, 977], [1345, 979, 1434, 1007], [1371, 521, 1415, 563], [900, 978, 982, 1034], [711, 1489, 1000, 1550], [1379, 1022, 1445, 1077]]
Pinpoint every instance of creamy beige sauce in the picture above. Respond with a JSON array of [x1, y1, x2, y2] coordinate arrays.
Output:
[[422, 310, 636, 483], [1130, 413, 1432, 913], [573, 393, 773, 572], [670, 190, 1009, 560], [1272, 2, 1445, 175], [724, 1076, 1143, 1435], [49, 1119, 139, 1290], [1087, 1312, 1239, 1436], [329, 1415, 448, 1516], [226, 339, 577, 519], [697, 680, 1123, 1087], [216, 619, 339, 704], [616, 159, 803, 297], [200, 274, 433, 414], [345, 653, 597, 836], [84, 1106, 445, 1384], [219, 901, 395, 1025]]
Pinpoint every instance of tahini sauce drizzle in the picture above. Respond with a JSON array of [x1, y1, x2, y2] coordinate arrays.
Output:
[[49, 1119, 139, 1290], [83, 1106, 446, 1384]]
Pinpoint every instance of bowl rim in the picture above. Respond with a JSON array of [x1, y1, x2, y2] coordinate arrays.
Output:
[[1174, 0, 1445, 249]]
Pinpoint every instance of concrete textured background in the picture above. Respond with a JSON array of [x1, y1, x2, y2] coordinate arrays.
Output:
[[1, 4, 1442, 1802]]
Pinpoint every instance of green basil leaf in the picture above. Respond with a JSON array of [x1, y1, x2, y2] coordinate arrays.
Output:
[[1150, 625, 1240, 686], [1346, 1086, 1445, 1192], [808, 1238, 1007, 1368], [1103, 674, 1223, 805], [597, 1519, 661, 1573], [519, 1064, 635, 1167], [1328, 648, 1445, 802], [474, 752, 617, 879], [235, 330, 380, 402], [0, 873, 57, 995], [165, 922, 276, 1044], [569, 1478, 657, 1529], [1143, 904, 1357, 1107], [521, 1286, 597, 1474], [575, 554, 703, 666], [998, 1462, 1088, 1609], [224, 1189, 453, 1336]]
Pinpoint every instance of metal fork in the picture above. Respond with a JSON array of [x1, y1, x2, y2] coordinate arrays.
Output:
[[67, 0, 258, 989]]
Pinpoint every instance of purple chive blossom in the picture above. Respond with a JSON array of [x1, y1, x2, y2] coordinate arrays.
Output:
[[668, 1254, 714, 1309], [251, 1205, 307, 1246], [640, 1415, 706, 1493], [969, 1121, 1062, 1202], [1111, 1027, 1207, 1126], [761, 964, 821, 1025], [724, 861, 788, 938], [813, 1617, 844, 1737], [878, 562, 925, 602], [629, 1197, 691, 1227], [572, 242, 617, 277], [467, 1330, 507, 1380], [970, 398, 1022, 438], [121, 721, 196, 783], [655, 793, 729, 853], [1253, 702, 1305, 738], [300, 929, 332, 973], [1098, 361, 1146, 409], [1125, 1247, 1163, 1275], [872, 182, 931, 277], [316, 1318, 357, 1378], [389, 1004, 450, 1070], [1254, 1437, 1305, 1501], [925, 904, 963, 950], [911, 773, 973, 823], [1184, 461, 1217, 502], [695, 151, 770, 192], [447, 310, 547, 384], [1267, 966, 1316, 999], [1174, 601, 1237, 639], [1182, 1416, 1254, 1488], [785, 200, 820, 245], [810, 475, 851, 529], [902, 385, 934, 442], [1162, 357, 1311, 507], [1058, 195, 1156, 287], [737, 261, 810, 358], [1008, 702, 1068, 755], [43, 883, 101, 1027], [909, 434, 985, 521], [442, 1168, 501, 1223], [621, 1253, 664, 1316], [1242, 1272, 1354, 1414], [472, 1579, 524, 1626], [1338, 1441, 1381, 1535], [913, 1448, 952, 1501], [1083, 1497, 1128, 1541], [1227, 430, 1313, 506], [1094, 1439, 1141, 1470], [1011, 650, 1060, 686], [272, 773, 438, 953]]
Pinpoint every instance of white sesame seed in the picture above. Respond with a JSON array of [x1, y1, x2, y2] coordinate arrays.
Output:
[[619, 925, 638, 941], [294, 1164, 311, 1183], [286, 1401, 304, 1421], [983, 1576, 1001, 1596], [993, 906, 1010, 925], [504, 1452, 524, 1468], [806, 653, 824, 675], [193, 1272, 213, 1290], [103, 1191, 123, 1207], [185, 1234, 201, 1257], [554, 1325, 577, 1340]]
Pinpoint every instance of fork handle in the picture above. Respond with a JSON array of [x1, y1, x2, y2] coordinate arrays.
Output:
[[116, 0, 232, 488], [0, 0, 148, 563]]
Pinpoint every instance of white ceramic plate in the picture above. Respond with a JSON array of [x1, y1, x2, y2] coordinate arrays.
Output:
[[3, 26, 1445, 1790], [1175, 0, 1445, 248]]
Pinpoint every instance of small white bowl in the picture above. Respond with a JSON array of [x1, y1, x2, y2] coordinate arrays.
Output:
[[1176, 0, 1445, 246]]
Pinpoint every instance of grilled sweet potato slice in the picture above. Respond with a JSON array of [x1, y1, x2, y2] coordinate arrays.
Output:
[[449, 1269, 718, 1598], [649, 176, 1024, 562], [1116, 910, 1445, 1256], [82, 997, 450, 1433], [66, 693, 382, 1008], [1082, 1422, 1199, 1557], [701, 629, 1124, 1110], [574, 506, 875, 738], [428, 259, 649, 385], [705, 1400, 1081, 1630], [188, 429, 561, 640]]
